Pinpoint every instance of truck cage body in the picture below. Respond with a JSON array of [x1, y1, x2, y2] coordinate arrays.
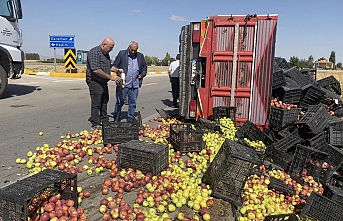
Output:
[[179, 14, 278, 127]]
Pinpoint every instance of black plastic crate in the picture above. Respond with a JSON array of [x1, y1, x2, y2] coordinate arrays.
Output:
[[274, 57, 290, 70], [306, 131, 327, 149], [264, 145, 295, 171], [329, 116, 343, 125], [329, 123, 343, 147], [268, 177, 296, 195], [102, 120, 139, 144], [300, 192, 343, 221], [321, 88, 343, 106], [0, 170, 77, 221], [272, 70, 286, 89], [299, 84, 326, 109], [317, 75, 341, 95], [202, 139, 261, 207], [265, 213, 299, 221], [289, 144, 328, 183], [323, 185, 343, 206], [236, 120, 273, 145], [273, 130, 304, 152], [169, 123, 205, 153], [117, 140, 169, 176], [334, 107, 343, 117], [295, 105, 330, 135], [284, 67, 318, 88], [277, 125, 298, 139], [212, 106, 237, 125], [155, 108, 169, 120], [195, 117, 222, 133], [317, 144, 343, 168], [269, 107, 301, 131], [272, 86, 302, 104]]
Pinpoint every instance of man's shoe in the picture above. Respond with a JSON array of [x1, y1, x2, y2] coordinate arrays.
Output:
[[91, 125, 101, 131]]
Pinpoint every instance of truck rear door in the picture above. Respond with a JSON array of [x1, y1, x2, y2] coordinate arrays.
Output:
[[198, 14, 278, 126]]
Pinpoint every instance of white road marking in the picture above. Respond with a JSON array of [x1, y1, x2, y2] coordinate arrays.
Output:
[[143, 83, 158, 86]]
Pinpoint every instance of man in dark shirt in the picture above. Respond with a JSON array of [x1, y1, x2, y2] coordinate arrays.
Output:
[[111, 41, 147, 122], [86, 38, 122, 130]]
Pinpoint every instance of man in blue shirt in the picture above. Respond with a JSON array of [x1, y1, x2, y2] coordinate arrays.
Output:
[[111, 41, 147, 122]]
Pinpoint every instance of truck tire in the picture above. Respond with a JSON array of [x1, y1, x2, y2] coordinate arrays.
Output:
[[0, 66, 8, 98]]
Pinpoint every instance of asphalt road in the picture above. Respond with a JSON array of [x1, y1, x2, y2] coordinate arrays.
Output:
[[0, 74, 174, 186]]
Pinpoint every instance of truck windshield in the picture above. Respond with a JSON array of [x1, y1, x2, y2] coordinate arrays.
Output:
[[0, 0, 14, 19]]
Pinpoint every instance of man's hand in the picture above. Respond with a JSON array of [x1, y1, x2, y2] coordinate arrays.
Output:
[[117, 68, 124, 73], [137, 75, 142, 79], [111, 75, 121, 82]]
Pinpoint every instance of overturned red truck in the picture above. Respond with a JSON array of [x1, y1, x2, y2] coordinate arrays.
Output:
[[178, 14, 278, 127]]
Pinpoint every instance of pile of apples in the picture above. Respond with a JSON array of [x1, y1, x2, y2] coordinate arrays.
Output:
[[242, 138, 266, 153], [237, 166, 325, 221], [27, 193, 88, 221], [271, 98, 299, 110]]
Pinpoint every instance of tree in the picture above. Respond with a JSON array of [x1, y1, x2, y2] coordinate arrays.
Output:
[[289, 56, 299, 68], [161, 52, 171, 66], [329, 51, 336, 69], [337, 62, 342, 69], [307, 55, 314, 68], [318, 57, 326, 61], [25, 53, 40, 60]]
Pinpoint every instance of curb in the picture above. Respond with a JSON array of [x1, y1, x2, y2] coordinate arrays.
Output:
[[24, 70, 168, 78]]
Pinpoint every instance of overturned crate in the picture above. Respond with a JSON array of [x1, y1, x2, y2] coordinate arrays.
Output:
[[0, 170, 77, 221], [288, 144, 328, 184], [102, 120, 139, 144], [212, 106, 237, 126], [300, 192, 343, 221], [329, 121, 343, 147], [195, 117, 222, 133], [317, 75, 341, 95], [295, 105, 330, 135], [236, 120, 274, 145], [265, 213, 299, 221], [323, 185, 343, 207], [202, 139, 262, 207], [117, 140, 169, 176], [299, 84, 326, 110], [272, 77, 302, 104], [269, 106, 301, 131], [169, 123, 204, 153]]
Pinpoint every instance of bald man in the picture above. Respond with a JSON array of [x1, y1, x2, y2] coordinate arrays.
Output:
[[86, 37, 122, 130]]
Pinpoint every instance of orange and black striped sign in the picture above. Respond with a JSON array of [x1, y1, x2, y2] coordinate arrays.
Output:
[[64, 49, 76, 69]]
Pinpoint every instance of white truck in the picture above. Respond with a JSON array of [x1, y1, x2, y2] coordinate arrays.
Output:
[[0, 0, 24, 97]]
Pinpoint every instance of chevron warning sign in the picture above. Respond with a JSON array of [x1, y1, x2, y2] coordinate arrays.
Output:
[[64, 49, 76, 69]]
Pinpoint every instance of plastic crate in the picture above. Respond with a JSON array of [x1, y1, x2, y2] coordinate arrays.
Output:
[[306, 131, 327, 149], [272, 86, 302, 104], [117, 140, 169, 176], [321, 88, 343, 106], [236, 120, 273, 145], [272, 70, 286, 89], [169, 123, 205, 153], [212, 106, 237, 125], [300, 192, 343, 221], [202, 139, 261, 207], [155, 108, 169, 120], [268, 177, 296, 195], [277, 125, 298, 139], [0, 170, 77, 221], [264, 145, 294, 171], [317, 144, 343, 168], [284, 67, 318, 88], [195, 118, 222, 133], [289, 144, 328, 183], [102, 120, 139, 144], [273, 131, 304, 152], [323, 185, 343, 206], [317, 75, 341, 95], [265, 213, 299, 221], [295, 105, 330, 135], [269, 107, 301, 131], [274, 57, 290, 70], [299, 84, 326, 110], [334, 107, 343, 117], [329, 123, 343, 147]]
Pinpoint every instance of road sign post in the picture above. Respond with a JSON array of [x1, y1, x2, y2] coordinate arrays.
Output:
[[49, 35, 75, 72]]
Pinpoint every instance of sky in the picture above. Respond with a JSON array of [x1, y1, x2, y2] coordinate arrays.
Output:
[[20, 0, 343, 63]]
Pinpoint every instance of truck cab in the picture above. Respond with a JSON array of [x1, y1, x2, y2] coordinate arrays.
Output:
[[178, 14, 278, 127], [0, 0, 24, 97]]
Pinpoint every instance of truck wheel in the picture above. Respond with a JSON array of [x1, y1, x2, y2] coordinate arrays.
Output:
[[0, 66, 8, 98]]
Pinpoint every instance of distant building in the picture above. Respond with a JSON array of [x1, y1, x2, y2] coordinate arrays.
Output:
[[314, 59, 333, 69]]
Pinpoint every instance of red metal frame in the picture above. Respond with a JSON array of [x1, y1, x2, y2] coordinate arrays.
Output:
[[198, 15, 278, 127]]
